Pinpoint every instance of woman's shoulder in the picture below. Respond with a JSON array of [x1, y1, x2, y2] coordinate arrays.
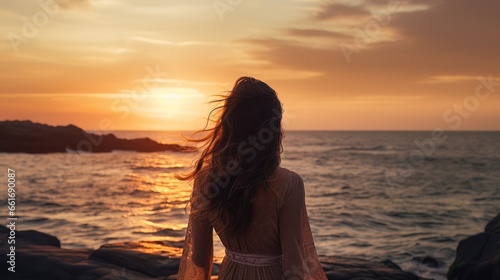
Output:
[[272, 167, 305, 209], [275, 166, 303, 182], [272, 166, 304, 194]]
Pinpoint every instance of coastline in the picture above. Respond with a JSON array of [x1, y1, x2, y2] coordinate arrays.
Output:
[[0, 226, 429, 280], [1, 212, 499, 279]]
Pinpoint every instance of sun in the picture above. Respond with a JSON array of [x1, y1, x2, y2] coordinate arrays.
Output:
[[134, 87, 208, 128]]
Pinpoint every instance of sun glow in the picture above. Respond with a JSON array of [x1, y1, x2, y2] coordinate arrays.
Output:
[[135, 87, 208, 122]]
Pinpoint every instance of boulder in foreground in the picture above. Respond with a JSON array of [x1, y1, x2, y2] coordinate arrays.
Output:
[[448, 212, 500, 280]]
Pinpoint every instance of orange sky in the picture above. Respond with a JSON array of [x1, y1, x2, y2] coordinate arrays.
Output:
[[1, 0, 499, 131]]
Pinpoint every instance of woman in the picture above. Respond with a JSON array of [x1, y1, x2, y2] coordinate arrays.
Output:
[[177, 77, 327, 280]]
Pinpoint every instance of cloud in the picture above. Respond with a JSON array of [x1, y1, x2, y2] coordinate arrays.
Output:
[[313, 0, 440, 22], [207, 0, 499, 118], [129, 36, 214, 47], [314, 3, 369, 20], [391, 0, 500, 56], [285, 28, 352, 40], [241, 0, 500, 95], [58, 0, 91, 9]]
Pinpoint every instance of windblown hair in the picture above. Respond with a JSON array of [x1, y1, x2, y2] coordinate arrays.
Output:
[[177, 77, 283, 236]]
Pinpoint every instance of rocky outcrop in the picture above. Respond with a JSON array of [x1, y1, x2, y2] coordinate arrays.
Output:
[[320, 257, 424, 280], [448, 212, 500, 280], [0, 120, 194, 153], [0, 225, 429, 280], [0, 225, 185, 280], [89, 242, 182, 277]]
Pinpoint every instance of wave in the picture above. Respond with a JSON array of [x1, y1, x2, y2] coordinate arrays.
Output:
[[25, 217, 50, 223], [152, 228, 186, 237], [41, 202, 63, 207], [328, 145, 388, 152], [131, 166, 184, 172]]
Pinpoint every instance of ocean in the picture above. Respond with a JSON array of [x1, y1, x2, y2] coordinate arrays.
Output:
[[1, 131, 499, 280]]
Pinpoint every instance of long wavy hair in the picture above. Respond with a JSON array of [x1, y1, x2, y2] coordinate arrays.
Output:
[[177, 77, 283, 236]]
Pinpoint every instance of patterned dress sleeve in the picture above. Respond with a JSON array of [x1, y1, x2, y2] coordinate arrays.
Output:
[[279, 171, 327, 280], [177, 176, 213, 280]]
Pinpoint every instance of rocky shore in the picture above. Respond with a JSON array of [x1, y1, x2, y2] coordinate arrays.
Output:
[[0, 211, 497, 280], [0, 225, 430, 280], [0, 120, 194, 153]]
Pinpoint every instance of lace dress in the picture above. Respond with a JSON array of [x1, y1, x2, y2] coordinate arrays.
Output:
[[177, 167, 327, 280]]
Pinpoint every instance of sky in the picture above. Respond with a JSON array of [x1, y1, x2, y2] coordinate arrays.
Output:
[[0, 0, 499, 131]]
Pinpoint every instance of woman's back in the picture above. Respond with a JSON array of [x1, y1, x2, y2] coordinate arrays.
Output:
[[211, 167, 288, 256], [179, 167, 327, 280]]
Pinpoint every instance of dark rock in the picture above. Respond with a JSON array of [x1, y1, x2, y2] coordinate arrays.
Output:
[[0, 226, 427, 280], [0, 225, 61, 247], [0, 245, 158, 280], [320, 256, 424, 280], [412, 256, 440, 268], [0, 227, 178, 280], [448, 212, 500, 280], [0, 120, 194, 153], [382, 259, 406, 270], [485, 212, 500, 232], [421, 256, 440, 268], [89, 242, 181, 277]]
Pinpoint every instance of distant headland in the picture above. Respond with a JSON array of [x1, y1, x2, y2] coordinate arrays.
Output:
[[0, 120, 194, 153]]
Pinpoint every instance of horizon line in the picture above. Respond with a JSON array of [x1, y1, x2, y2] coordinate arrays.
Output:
[[2, 120, 499, 132], [87, 129, 500, 132]]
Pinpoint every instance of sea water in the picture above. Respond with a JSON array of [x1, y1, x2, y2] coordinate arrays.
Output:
[[0, 131, 499, 279]]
